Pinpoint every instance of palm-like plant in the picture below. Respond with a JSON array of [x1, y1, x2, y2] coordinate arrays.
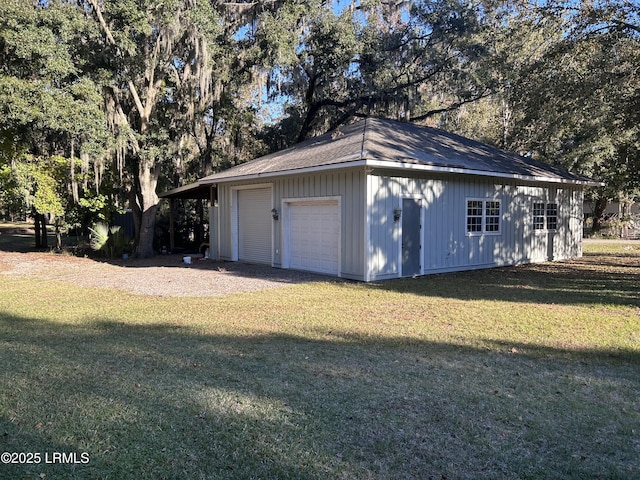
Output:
[[88, 222, 110, 252], [88, 222, 130, 258]]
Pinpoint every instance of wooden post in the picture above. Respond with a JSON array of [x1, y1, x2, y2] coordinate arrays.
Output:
[[209, 186, 217, 260], [169, 198, 175, 253]]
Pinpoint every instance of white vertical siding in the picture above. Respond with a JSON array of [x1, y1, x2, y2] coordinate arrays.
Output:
[[273, 169, 365, 279], [217, 170, 584, 281], [216, 168, 366, 280], [368, 174, 585, 280], [518, 185, 547, 263], [217, 184, 233, 260], [368, 174, 399, 278]]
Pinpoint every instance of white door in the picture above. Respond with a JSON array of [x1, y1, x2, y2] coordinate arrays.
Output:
[[287, 201, 340, 275], [237, 188, 272, 263]]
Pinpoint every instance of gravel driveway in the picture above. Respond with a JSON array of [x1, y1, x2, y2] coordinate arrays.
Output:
[[0, 251, 333, 297]]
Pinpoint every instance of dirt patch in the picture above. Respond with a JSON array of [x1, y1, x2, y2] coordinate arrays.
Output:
[[0, 251, 332, 297]]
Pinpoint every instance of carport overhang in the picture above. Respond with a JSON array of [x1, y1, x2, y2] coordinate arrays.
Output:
[[159, 182, 215, 200], [159, 182, 217, 254]]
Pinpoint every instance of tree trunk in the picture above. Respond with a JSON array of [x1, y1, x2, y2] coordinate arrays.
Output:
[[55, 221, 62, 252], [34, 211, 42, 249], [136, 204, 158, 257], [39, 214, 48, 250], [134, 161, 160, 258], [591, 196, 608, 233], [195, 198, 204, 247], [128, 186, 142, 248]]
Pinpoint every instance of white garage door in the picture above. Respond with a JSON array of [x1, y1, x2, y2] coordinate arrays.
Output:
[[288, 201, 340, 275], [237, 188, 272, 263]]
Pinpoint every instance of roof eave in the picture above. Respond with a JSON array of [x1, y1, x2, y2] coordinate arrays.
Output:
[[199, 159, 368, 184], [197, 158, 603, 187], [364, 159, 604, 186], [159, 181, 213, 199]]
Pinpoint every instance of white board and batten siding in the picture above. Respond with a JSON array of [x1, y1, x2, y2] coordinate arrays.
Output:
[[215, 168, 367, 280], [366, 174, 584, 281], [214, 170, 583, 281], [271, 170, 366, 279]]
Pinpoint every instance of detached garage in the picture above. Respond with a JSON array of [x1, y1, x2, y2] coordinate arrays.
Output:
[[176, 117, 601, 281]]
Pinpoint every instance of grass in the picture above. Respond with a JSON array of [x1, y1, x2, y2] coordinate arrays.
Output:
[[0, 235, 639, 479]]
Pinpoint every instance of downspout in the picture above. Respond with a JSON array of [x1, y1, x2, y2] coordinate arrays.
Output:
[[210, 185, 218, 260]]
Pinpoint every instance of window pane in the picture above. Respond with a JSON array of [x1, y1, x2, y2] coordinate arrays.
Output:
[[485, 201, 500, 216], [467, 216, 482, 232], [467, 200, 482, 216], [533, 203, 545, 216], [467, 200, 483, 233], [533, 202, 545, 230], [485, 216, 500, 232], [467, 200, 502, 234], [485, 201, 500, 232], [533, 217, 544, 229]]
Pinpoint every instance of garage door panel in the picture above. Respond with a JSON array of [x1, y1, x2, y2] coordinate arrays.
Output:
[[238, 188, 272, 263], [288, 202, 339, 275]]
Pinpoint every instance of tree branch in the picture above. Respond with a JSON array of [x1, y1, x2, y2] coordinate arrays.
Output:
[[85, 0, 116, 46], [613, 20, 640, 34], [409, 90, 494, 122], [84, 0, 147, 127]]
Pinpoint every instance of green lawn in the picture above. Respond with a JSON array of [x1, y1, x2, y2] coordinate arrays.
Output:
[[1, 240, 639, 479]]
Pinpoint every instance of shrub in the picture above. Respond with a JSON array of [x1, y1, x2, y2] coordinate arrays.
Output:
[[88, 222, 131, 258]]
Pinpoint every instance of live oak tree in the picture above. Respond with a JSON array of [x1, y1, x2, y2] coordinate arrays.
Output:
[[0, 0, 108, 247], [80, 0, 223, 256], [82, 0, 281, 257], [256, 0, 494, 145], [2, 0, 637, 252], [436, 0, 565, 149], [504, 0, 640, 229], [437, 0, 639, 229]]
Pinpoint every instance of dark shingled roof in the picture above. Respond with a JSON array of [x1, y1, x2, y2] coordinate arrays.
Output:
[[195, 117, 599, 185]]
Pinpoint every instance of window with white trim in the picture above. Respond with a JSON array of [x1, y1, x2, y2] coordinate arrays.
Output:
[[533, 202, 558, 231], [466, 199, 501, 235]]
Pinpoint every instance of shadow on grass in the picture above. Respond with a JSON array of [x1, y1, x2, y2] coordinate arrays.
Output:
[[376, 252, 640, 308], [1, 314, 639, 479]]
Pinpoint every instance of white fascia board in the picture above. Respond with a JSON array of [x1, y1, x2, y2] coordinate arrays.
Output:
[[198, 157, 602, 186], [198, 159, 369, 184]]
